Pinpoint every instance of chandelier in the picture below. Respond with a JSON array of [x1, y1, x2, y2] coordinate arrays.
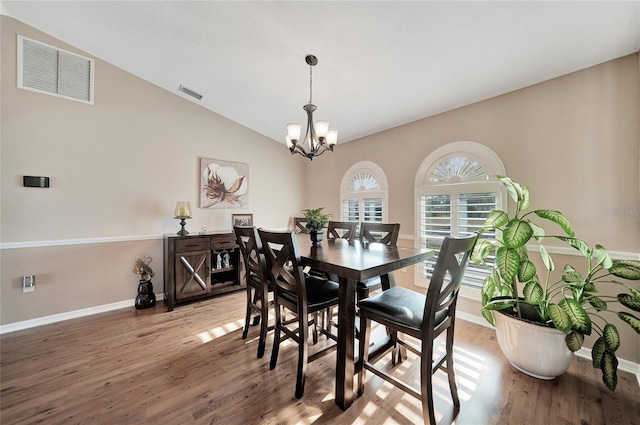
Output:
[[285, 55, 337, 160]]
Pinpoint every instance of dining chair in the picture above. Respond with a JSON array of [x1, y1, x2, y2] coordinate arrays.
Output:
[[234, 225, 273, 358], [293, 217, 309, 233], [357, 234, 478, 425], [319, 220, 357, 332], [357, 222, 401, 300], [326, 220, 356, 242], [258, 229, 340, 399]]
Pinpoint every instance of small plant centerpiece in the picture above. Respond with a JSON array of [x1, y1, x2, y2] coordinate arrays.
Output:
[[302, 207, 332, 246], [472, 176, 640, 390], [133, 255, 156, 309]]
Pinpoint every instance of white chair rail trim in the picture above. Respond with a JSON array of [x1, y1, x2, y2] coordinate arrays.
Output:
[[0, 234, 164, 250]]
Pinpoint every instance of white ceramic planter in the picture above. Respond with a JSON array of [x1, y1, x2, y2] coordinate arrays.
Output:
[[494, 310, 573, 380]]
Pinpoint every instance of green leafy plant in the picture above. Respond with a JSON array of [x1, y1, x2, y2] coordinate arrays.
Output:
[[472, 175, 640, 390], [302, 207, 332, 232]]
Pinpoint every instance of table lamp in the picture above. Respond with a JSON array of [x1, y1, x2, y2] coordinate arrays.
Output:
[[174, 201, 192, 236]]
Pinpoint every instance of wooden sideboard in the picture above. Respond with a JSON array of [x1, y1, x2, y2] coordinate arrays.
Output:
[[163, 232, 244, 311]]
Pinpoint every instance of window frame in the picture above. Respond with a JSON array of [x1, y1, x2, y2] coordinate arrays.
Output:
[[340, 161, 389, 226]]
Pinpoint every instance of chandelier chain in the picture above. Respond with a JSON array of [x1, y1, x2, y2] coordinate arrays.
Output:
[[309, 64, 313, 105]]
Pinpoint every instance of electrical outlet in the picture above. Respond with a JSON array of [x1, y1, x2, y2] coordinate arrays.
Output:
[[22, 275, 35, 292]]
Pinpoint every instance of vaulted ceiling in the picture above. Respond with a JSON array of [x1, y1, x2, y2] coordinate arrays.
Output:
[[2, 1, 639, 144]]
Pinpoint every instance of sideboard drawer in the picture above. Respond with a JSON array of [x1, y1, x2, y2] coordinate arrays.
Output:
[[174, 237, 211, 252], [210, 234, 237, 250]]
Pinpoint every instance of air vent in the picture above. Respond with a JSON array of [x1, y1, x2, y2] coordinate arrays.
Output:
[[17, 35, 94, 104], [179, 84, 203, 100]]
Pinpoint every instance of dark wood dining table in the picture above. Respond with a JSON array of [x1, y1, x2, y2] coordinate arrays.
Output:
[[295, 233, 434, 410]]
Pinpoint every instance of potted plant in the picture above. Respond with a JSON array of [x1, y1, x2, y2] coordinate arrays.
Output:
[[472, 176, 640, 390], [302, 207, 332, 246]]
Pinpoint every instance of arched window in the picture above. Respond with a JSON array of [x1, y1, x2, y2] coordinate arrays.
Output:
[[415, 141, 506, 289], [341, 161, 388, 227]]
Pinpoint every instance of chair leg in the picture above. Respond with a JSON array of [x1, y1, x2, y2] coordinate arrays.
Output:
[[422, 370, 436, 425], [242, 286, 253, 339], [257, 287, 269, 358], [269, 303, 282, 370], [312, 312, 318, 344], [296, 313, 310, 399], [446, 328, 460, 407], [357, 310, 371, 396], [421, 348, 437, 425]]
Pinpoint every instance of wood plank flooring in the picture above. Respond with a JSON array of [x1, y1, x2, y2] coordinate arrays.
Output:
[[1, 291, 638, 425]]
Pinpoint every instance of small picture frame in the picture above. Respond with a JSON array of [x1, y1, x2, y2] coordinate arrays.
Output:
[[232, 213, 253, 227]]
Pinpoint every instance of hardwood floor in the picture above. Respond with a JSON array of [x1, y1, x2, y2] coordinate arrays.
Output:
[[1, 291, 638, 425]]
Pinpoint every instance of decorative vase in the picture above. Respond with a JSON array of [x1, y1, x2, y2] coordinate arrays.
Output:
[[135, 279, 156, 309], [310, 230, 324, 247], [494, 308, 573, 380]]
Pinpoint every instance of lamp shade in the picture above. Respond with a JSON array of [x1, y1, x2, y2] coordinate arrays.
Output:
[[174, 201, 192, 218], [314, 120, 329, 138], [327, 129, 338, 147], [287, 123, 302, 142]]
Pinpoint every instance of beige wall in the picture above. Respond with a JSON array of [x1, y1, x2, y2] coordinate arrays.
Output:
[[306, 54, 640, 362], [1, 17, 307, 324], [2, 16, 639, 364]]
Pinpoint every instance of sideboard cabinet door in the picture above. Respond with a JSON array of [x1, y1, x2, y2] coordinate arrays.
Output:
[[175, 250, 210, 302]]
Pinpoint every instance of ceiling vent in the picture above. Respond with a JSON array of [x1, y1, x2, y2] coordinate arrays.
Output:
[[17, 35, 94, 104]]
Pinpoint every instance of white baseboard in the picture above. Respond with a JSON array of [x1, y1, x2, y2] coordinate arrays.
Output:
[[456, 311, 640, 387], [0, 293, 166, 335]]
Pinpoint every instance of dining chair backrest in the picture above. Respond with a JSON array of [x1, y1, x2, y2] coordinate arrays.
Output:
[[359, 222, 400, 246], [258, 229, 307, 308], [327, 221, 356, 242], [233, 225, 268, 286], [422, 234, 477, 339], [293, 217, 309, 233]]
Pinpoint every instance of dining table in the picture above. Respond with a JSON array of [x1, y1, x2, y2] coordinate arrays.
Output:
[[295, 233, 434, 410]]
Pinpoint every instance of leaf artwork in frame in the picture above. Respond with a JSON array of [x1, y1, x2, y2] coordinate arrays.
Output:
[[200, 158, 249, 209]]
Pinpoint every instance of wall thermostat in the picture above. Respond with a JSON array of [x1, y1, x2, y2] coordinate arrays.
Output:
[[23, 176, 50, 188]]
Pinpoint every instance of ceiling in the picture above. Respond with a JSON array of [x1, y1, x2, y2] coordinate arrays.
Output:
[[2, 1, 639, 145]]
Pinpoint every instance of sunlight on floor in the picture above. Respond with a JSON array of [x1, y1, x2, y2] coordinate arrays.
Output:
[[453, 346, 485, 398], [278, 404, 322, 424], [321, 392, 334, 403], [197, 318, 244, 343], [357, 338, 487, 421]]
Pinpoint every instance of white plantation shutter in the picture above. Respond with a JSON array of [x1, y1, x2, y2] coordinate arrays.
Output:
[[342, 199, 359, 222], [415, 142, 506, 289], [18, 35, 94, 104], [363, 198, 383, 222]]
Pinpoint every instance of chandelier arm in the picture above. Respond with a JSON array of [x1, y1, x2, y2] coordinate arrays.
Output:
[[292, 142, 309, 156]]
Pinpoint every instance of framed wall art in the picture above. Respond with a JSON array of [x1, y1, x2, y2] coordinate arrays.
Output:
[[232, 213, 253, 227], [200, 158, 249, 209]]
